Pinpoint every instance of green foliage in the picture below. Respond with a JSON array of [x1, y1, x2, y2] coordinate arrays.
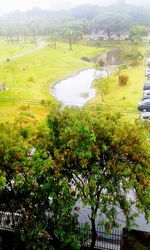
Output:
[[125, 49, 144, 66], [46, 107, 150, 230], [93, 12, 133, 36], [0, 120, 80, 250], [93, 78, 109, 102], [129, 25, 149, 44], [0, 109, 150, 249]]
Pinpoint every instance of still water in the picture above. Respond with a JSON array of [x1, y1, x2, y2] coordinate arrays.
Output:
[[52, 68, 108, 107], [52, 48, 127, 107]]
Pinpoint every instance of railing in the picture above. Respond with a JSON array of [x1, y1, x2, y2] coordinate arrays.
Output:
[[78, 225, 122, 250], [0, 212, 122, 250], [0, 212, 21, 231]]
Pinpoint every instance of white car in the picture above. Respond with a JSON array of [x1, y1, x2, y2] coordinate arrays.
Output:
[[147, 58, 150, 68], [145, 68, 150, 76], [140, 112, 150, 121], [143, 90, 150, 100]]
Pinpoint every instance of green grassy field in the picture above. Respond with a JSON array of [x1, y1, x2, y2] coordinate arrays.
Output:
[[87, 65, 146, 120], [0, 38, 148, 122], [0, 38, 36, 58], [0, 41, 105, 121], [85, 40, 148, 120]]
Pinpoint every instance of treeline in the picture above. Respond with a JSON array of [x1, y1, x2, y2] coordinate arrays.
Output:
[[0, 3, 150, 41]]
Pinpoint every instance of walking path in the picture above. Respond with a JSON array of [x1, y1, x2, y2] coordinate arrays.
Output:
[[0, 42, 47, 62]]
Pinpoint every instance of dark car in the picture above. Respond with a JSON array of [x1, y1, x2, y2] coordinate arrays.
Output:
[[138, 99, 150, 111], [144, 82, 150, 90]]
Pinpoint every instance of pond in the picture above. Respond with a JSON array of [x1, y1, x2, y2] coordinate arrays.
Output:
[[52, 68, 108, 107], [52, 48, 127, 107]]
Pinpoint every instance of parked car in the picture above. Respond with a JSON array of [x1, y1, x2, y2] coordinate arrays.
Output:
[[144, 81, 150, 90], [143, 90, 150, 100], [140, 112, 150, 121], [138, 99, 150, 111], [146, 74, 150, 80], [145, 68, 150, 76], [147, 58, 150, 68]]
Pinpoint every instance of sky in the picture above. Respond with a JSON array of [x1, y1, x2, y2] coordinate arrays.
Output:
[[0, 0, 149, 14], [0, 0, 116, 14]]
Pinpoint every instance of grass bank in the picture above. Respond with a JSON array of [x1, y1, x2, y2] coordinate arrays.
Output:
[[87, 65, 145, 121]]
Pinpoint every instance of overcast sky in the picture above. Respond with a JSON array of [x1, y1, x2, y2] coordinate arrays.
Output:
[[0, 0, 117, 14], [0, 0, 149, 14]]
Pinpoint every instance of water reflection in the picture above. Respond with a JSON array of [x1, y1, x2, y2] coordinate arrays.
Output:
[[92, 48, 129, 66], [52, 69, 106, 107]]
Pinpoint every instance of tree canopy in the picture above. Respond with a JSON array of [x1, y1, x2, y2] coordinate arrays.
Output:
[[0, 109, 150, 249], [129, 24, 149, 43], [92, 12, 133, 36]]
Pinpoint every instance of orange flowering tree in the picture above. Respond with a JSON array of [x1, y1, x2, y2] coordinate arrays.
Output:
[[0, 109, 149, 250], [0, 121, 80, 250], [43, 107, 150, 250]]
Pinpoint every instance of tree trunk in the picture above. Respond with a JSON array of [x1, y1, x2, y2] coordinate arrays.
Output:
[[46, 224, 62, 250], [69, 33, 72, 50], [90, 218, 97, 250], [10, 34, 13, 44], [100, 83, 104, 102], [54, 41, 56, 49], [33, 31, 36, 45], [6, 36, 9, 44]]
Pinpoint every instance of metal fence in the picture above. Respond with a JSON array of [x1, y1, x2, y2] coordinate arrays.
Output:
[[0, 212, 122, 250], [78, 225, 122, 250], [0, 212, 21, 231]]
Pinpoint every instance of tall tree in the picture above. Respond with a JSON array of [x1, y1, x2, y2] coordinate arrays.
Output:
[[0, 121, 80, 250], [129, 25, 149, 44], [65, 28, 73, 50], [45, 108, 150, 249], [92, 12, 133, 37]]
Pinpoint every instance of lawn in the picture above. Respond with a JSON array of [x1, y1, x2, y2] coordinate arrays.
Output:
[[0, 39, 148, 122], [87, 65, 146, 121], [0, 42, 105, 121], [0, 38, 36, 59], [85, 40, 148, 121]]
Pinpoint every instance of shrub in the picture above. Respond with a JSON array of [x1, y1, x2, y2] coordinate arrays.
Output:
[[118, 75, 129, 86], [96, 58, 105, 67], [28, 76, 35, 82], [40, 99, 46, 105], [19, 104, 30, 111]]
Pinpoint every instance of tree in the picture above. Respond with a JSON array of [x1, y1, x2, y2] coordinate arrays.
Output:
[[129, 25, 149, 44], [49, 32, 59, 49], [92, 13, 133, 37], [0, 121, 80, 250], [44, 108, 150, 249], [65, 28, 73, 50], [94, 59, 109, 102], [0, 110, 150, 250], [59, 19, 90, 41]]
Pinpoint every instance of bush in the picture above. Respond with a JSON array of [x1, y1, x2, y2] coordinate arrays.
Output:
[[118, 75, 129, 86], [96, 58, 105, 67], [28, 76, 35, 82]]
